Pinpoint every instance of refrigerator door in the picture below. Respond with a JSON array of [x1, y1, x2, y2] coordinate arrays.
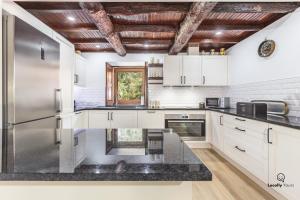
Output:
[[5, 16, 60, 124], [6, 117, 61, 173]]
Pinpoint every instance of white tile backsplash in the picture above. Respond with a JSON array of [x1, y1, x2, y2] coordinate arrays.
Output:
[[225, 77, 300, 116], [148, 85, 226, 107], [74, 77, 300, 116]]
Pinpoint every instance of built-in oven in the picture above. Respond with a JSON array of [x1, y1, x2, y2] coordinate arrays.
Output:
[[165, 114, 205, 141]]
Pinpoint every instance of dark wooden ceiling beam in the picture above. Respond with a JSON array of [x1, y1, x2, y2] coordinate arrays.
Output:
[[214, 2, 300, 13], [22, 2, 300, 14], [56, 23, 261, 33], [169, 2, 217, 55], [79, 2, 126, 56], [71, 38, 238, 45]]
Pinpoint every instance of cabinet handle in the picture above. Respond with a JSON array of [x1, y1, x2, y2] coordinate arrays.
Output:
[[203, 75, 205, 85], [235, 127, 246, 132], [184, 76, 186, 84], [147, 110, 156, 113], [180, 76, 183, 84], [267, 128, 272, 144], [108, 112, 110, 120], [75, 111, 82, 115], [219, 115, 223, 126], [235, 146, 246, 152], [235, 117, 246, 122], [55, 118, 62, 145], [111, 112, 113, 120]]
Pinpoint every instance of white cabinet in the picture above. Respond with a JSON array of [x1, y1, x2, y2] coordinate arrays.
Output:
[[182, 56, 202, 86], [88, 110, 138, 128], [74, 130, 86, 166], [110, 111, 138, 128], [75, 54, 87, 87], [138, 110, 164, 128], [163, 55, 227, 86], [202, 56, 228, 86], [72, 111, 88, 129], [88, 110, 111, 128], [54, 34, 75, 114], [268, 125, 300, 200], [163, 55, 182, 86], [210, 111, 224, 151]]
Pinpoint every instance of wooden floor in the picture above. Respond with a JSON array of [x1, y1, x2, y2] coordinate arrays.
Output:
[[192, 149, 275, 200]]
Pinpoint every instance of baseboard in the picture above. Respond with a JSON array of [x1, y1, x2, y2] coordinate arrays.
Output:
[[211, 146, 287, 200]]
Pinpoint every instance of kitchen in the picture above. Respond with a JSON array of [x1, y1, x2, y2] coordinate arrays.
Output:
[[1, 1, 300, 200]]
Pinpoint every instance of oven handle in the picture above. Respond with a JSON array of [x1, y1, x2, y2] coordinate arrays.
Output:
[[167, 120, 205, 123]]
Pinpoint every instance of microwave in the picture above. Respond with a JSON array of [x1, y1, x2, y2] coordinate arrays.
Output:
[[206, 97, 230, 109]]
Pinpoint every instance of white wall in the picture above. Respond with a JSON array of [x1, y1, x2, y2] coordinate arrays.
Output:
[[228, 9, 300, 85], [77, 53, 225, 107]]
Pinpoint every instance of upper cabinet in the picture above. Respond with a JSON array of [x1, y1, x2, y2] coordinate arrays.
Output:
[[75, 54, 87, 87], [202, 56, 228, 86], [182, 55, 202, 86], [163, 56, 182, 86], [163, 55, 202, 86], [163, 55, 228, 86]]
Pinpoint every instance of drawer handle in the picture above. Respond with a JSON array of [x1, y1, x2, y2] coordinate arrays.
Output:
[[235, 127, 246, 132], [147, 110, 156, 113], [235, 117, 246, 122], [235, 146, 246, 152]]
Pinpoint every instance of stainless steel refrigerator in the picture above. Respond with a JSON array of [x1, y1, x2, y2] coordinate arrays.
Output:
[[2, 15, 62, 172]]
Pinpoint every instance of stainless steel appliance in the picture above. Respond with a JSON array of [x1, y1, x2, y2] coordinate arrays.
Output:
[[236, 102, 267, 117], [2, 15, 61, 172], [251, 100, 289, 116], [165, 114, 205, 141], [206, 97, 230, 108]]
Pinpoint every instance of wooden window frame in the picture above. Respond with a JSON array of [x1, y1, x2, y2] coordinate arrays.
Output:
[[106, 63, 148, 106]]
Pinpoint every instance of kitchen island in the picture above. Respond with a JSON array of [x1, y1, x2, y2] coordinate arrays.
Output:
[[0, 128, 211, 200]]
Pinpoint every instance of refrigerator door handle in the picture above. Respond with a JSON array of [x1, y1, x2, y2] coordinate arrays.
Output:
[[55, 89, 62, 113], [55, 118, 62, 145]]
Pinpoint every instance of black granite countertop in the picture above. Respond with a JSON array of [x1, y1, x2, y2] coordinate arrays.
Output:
[[209, 108, 300, 130], [0, 129, 212, 181], [75, 106, 205, 111]]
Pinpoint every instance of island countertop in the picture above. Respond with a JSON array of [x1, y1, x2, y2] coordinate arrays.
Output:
[[0, 128, 212, 181]]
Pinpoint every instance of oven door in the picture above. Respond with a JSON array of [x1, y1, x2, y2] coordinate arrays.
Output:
[[165, 119, 205, 141]]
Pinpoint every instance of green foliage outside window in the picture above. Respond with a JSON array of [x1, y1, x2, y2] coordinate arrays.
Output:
[[117, 72, 143, 101]]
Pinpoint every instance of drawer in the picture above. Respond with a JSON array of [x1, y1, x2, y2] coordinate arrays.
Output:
[[223, 114, 268, 134], [223, 128, 268, 183]]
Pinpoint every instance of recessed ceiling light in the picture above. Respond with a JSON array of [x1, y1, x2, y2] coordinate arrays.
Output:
[[215, 31, 223, 36], [144, 44, 149, 48], [96, 45, 101, 48], [67, 16, 76, 22]]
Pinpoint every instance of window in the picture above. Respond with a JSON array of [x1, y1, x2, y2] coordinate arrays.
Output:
[[106, 64, 146, 106]]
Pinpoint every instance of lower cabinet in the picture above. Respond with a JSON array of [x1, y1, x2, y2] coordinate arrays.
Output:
[[210, 111, 224, 151], [137, 110, 164, 128], [268, 125, 300, 200], [88, 110, 138, 128]]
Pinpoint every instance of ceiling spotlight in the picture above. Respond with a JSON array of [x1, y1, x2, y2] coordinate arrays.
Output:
[[96, 45, 101, 48], [67, 16, 76, 22], [144, 44, 149, 48], [215, 31, 223, 36]]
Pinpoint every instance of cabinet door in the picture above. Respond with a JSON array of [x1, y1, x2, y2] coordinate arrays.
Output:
[[75, 54, 86, 87], [202, 56, 228, 86], [163, 56, 182, 86], [56, 37, 75, 114], [88, 111, 111, 128], [210, 112, 223, 150], [269, 125, 300, 200], [138, 110, 164, 128], [182, 55, 202, 86], [110, 111, 138, 128], [73, 111, 88, 129]]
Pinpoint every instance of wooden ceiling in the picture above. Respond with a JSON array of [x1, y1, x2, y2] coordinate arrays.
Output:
[[16, 2, 300, 56]]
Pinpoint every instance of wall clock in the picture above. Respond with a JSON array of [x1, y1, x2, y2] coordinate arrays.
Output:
[[258, 40, 276, 57]]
